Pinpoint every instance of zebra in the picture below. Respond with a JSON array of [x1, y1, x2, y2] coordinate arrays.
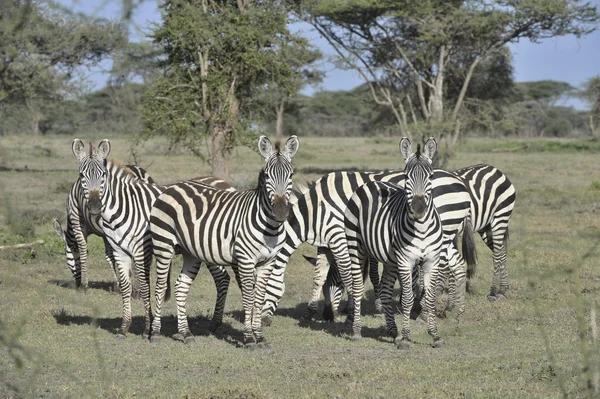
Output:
[[72, 139, 231, 339], [261, 152, 476, 325], [344, 137, 475, 348], [52, 165, 154, 293], [453, 164, 516, 301], [149, 135, 299, 348]]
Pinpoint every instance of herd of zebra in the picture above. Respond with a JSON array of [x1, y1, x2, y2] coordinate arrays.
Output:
[[52, 135, 516, 349]]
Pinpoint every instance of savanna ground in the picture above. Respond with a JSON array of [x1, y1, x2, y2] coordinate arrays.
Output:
[[0, 135, 599, 399]]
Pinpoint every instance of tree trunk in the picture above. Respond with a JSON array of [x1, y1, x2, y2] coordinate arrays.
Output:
[[211, 124, 231, 182], [30, 111, 42, 136], [275, 99, 285, 141]]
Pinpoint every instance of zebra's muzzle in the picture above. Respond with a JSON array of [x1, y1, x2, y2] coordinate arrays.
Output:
[[273, 194, 290, 222], [409, 195, 427, 220], [88, 190, 102, 215]]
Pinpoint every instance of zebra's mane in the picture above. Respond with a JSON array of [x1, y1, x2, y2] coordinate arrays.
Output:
[[105, 158, 136, 177], [415, 143, 421, 159]]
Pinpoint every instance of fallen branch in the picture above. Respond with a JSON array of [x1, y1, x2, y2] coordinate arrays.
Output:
[[0, 240, 44, 250]]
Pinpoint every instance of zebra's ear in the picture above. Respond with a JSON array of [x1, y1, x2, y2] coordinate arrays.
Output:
[[283, 135, 299, 159], [96, 140, 111, 160], [52, 219, 65, 240], [72, 139, 86, 161], [258, 135, 274, 159], [399, 137, 412, 161], [422, 137, 437, 162]]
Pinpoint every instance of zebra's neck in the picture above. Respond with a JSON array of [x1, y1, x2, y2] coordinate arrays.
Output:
[[255, 169, 285, 233]]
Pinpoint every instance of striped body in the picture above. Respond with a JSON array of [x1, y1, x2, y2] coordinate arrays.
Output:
[[344, 181, 446, 346], [344, 138, 453, 348], [261, 169, 472, 322], [453, 164, 516, 298], [53, 165, 154, 291], [150, 136, 299, 347]]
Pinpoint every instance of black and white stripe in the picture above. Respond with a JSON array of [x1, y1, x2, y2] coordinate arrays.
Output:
[[344, 137, 471, 348], [149, 136, 299, 348], [261, 157, 475, 324], [453, 164, 516, 300], [52, 165, 154, 292], [72, 139, 231, 339]]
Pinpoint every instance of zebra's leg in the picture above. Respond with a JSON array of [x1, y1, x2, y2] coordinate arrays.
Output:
[[261, 254, 286, 326], [75, 231, 89, 291], [368, 257, 383, 316], [103, 237, 120, 293], [492, 223, 510, 299], [422, 257, 444, 348], [150, 244, 173, 343], [380, 265, 398, 342], [251, 260, 276, 349], [133, 246, 153, 339], [173, 254, 202, 344], [206, 263, 230, 333], [338, 241, 364, 341], [396, 263, 414, 350], [323, 275, 343, 321], [446, 246, 467, 317], [304, 248, 330, 320], [114, 255, 134, 339], [238, 259, 258, 348]]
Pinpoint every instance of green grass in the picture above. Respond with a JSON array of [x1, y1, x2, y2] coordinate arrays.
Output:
[[0, 135, 599, 398], [461, 137, 600, 153]]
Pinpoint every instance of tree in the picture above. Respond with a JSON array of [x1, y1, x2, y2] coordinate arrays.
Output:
[[254, 43, 323, 140], [0, 0, 126, 135], [142, 0, 311, 181], [578, 75, 600, 137], [296, 0, 599, 165]]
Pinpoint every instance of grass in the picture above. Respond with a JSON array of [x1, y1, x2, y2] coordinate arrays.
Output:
[[0, 135, 599, 398]]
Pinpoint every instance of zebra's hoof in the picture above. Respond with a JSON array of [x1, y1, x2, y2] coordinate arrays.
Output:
[[184, 336, 196, 345], [322, 306, 335, 322], [209, 321, 221, 333], [487, 295, 497, 302], [261, 316, 273, 327], [394, 338, 411, 350], [351, 333, 362, 342], [142, 330, 150, 340], [150, 335, 162, 344], [115, 333, 127, 340], [432, 338, 445, 348], [495, 294, 506, 301]]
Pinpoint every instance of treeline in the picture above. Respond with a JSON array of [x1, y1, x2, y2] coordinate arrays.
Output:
[[6, 78, 591, 139]]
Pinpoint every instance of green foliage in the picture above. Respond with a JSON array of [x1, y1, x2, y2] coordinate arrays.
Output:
[[0, 0, 127, 135], [142, 0, 310, 160], [590, 180, 600, 190]]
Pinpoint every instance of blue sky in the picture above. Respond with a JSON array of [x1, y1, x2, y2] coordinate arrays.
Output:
[[61, 0, 599, 110]]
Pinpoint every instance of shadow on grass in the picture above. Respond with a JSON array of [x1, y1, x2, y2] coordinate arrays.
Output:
[[48, 279, 118, 294], [51, 311, 246, 347], [268, 290, 393, 344]]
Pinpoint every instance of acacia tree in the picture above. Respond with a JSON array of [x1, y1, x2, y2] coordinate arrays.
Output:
[[297, 0, 599, 165], [578, 75, 600, 137], [142, 0, 310, 180], [0, 0, 126, 135]]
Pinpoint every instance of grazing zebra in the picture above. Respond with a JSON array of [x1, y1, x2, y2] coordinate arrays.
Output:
[[72, 139, 231, 339], [52, 165, 154, 292], [344, 137, 474, 348], [149, 135, 299, 348], [453, 164, 516, 301], [261, 154, 475, 325]]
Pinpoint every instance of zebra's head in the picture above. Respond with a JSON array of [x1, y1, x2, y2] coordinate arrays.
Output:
[[72, 139, 111, 216], [399, 137, 437, 221], [258, 135, 299, 223]]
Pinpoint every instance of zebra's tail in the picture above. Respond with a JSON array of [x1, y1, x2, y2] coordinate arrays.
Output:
[[165, 262, 172, 302], [462, 215, 478, 278]]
